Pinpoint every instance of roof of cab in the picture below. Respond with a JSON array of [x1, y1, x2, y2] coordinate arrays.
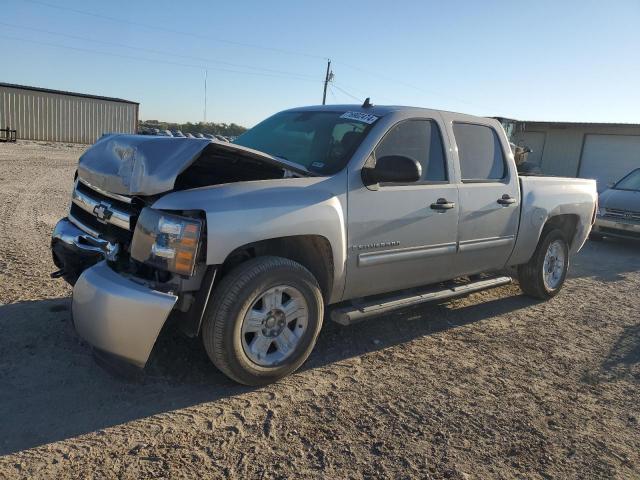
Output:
[[283, 104, 492, 122], [284, 104, 436, 117]]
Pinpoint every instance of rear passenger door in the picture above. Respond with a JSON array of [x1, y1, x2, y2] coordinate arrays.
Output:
[[450, 122, 520, 275]]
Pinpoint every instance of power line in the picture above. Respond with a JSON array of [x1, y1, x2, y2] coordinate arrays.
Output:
[[21, 0, 328, 61], [331, 83, 362, 102], [333, 59, 493, 111], [328, 85, 338, 102], [0, 34, 324, 83], [17, 0, 490, 110], [1, 33, 202, 69], [0, 21, 319, 81], [333, 81, 395, 105]]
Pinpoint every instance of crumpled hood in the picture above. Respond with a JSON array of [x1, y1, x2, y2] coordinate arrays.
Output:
[[77, 134, 313, 196], [599, 187, 640, 212]]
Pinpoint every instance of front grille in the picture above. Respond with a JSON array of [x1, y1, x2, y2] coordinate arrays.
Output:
[[69, 204, 133, 243], [76, 179, 133, 211], [70, 179, 143, 243], [603, 207, 640, 224]]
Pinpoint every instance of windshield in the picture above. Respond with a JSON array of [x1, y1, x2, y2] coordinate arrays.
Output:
[[233, 111, 375, 174], [614, 169, 640, 191]]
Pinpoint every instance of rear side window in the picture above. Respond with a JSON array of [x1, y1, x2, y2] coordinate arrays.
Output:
[[374, 119, 447, 182], [453, 123, 506, 181]]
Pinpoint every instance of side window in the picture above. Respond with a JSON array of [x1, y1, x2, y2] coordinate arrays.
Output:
[[374, 119, 447, 182], [453, 123, 506, 181]]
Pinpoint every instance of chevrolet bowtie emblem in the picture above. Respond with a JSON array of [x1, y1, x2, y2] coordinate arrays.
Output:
[[93, 203, 113, 222]]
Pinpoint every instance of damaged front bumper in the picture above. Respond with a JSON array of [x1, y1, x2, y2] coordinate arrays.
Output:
[[52, 218, 178, 367], [51, 218, 119, 285], [72, 261, 178, 367]]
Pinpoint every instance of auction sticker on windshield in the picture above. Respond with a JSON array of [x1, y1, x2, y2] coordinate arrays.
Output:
[[340, 111, 379, 124]]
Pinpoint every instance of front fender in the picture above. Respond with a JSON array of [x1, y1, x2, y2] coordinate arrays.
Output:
[[151, 175, 348, 302]]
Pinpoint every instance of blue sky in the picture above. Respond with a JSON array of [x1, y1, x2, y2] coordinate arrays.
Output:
[[3, 0, 639, 126]]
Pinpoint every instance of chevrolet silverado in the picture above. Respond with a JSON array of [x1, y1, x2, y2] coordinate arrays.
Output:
[[51, 104, 598, 385]]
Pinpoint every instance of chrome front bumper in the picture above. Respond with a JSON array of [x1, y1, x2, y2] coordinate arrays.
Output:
[[72, 261, 178, 367], [52, 217, 119, 260], [51, 218, 120, 285], [593, 216, 640, 239]]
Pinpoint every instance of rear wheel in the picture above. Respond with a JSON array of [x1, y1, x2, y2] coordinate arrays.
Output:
[[201, 256, 323, 386], [517, 229, 569, 299]]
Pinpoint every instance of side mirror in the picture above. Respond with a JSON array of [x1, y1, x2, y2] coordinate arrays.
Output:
[[362, 155, 422, 186]]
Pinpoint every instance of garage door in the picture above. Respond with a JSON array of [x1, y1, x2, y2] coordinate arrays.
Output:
[[579, 134, 640, 191], [516, 132, 546, 166]]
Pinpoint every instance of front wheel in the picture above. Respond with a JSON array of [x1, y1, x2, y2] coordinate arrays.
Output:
[[201, 256, 324, 386], [517, 229, 569, 300]]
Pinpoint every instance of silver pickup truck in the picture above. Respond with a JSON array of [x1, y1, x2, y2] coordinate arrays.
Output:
[[51, 104, 597, 385]]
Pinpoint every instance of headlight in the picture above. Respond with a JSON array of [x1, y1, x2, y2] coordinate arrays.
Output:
[[131, 208, 202, 276]]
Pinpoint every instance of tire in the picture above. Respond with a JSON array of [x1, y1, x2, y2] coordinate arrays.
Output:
[[202, 256, 324, 386], [517, 228, 569, 300], [589, 232, 604, 241]]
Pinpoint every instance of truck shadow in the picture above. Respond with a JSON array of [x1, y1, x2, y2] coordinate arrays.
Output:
[[570, 238, 640, 283], [582, 323, 640, 385], [601, 323, 640, 382], [0, 290, 535, 456]]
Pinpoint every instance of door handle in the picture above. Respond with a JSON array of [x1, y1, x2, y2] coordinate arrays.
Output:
[[497, 194, 516, 206], [430, 198, 456, 211]]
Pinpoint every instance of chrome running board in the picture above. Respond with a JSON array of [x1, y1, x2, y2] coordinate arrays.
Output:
[[330, 276, 512, 326]]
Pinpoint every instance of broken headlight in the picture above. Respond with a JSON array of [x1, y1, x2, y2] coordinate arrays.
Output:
[[131, 208, 202, 276]]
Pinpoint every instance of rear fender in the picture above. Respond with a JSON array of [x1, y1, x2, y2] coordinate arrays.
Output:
[[507, 177, 597, 266]]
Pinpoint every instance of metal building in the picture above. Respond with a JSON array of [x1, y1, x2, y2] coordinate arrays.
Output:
[[503, 119, 640, 192], [0, 82, 139, 144]]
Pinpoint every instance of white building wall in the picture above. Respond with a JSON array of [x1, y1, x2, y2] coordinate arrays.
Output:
[[512, 123, 640, 178]]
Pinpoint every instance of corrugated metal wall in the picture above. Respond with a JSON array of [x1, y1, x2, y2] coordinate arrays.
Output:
[[0, 85, 138, 144]]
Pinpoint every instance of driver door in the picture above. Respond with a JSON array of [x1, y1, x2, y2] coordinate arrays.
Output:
[[344, 118, 460, 299]]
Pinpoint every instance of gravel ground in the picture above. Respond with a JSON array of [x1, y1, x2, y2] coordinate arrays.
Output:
[[0, 140, 638, 479]]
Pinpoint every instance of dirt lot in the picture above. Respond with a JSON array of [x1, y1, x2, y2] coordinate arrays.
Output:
[[0, 140, 638, 479]]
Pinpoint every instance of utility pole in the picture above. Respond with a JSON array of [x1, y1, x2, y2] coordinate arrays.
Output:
[[204, 69, 208, 123], [322, 59, 333, 105]]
